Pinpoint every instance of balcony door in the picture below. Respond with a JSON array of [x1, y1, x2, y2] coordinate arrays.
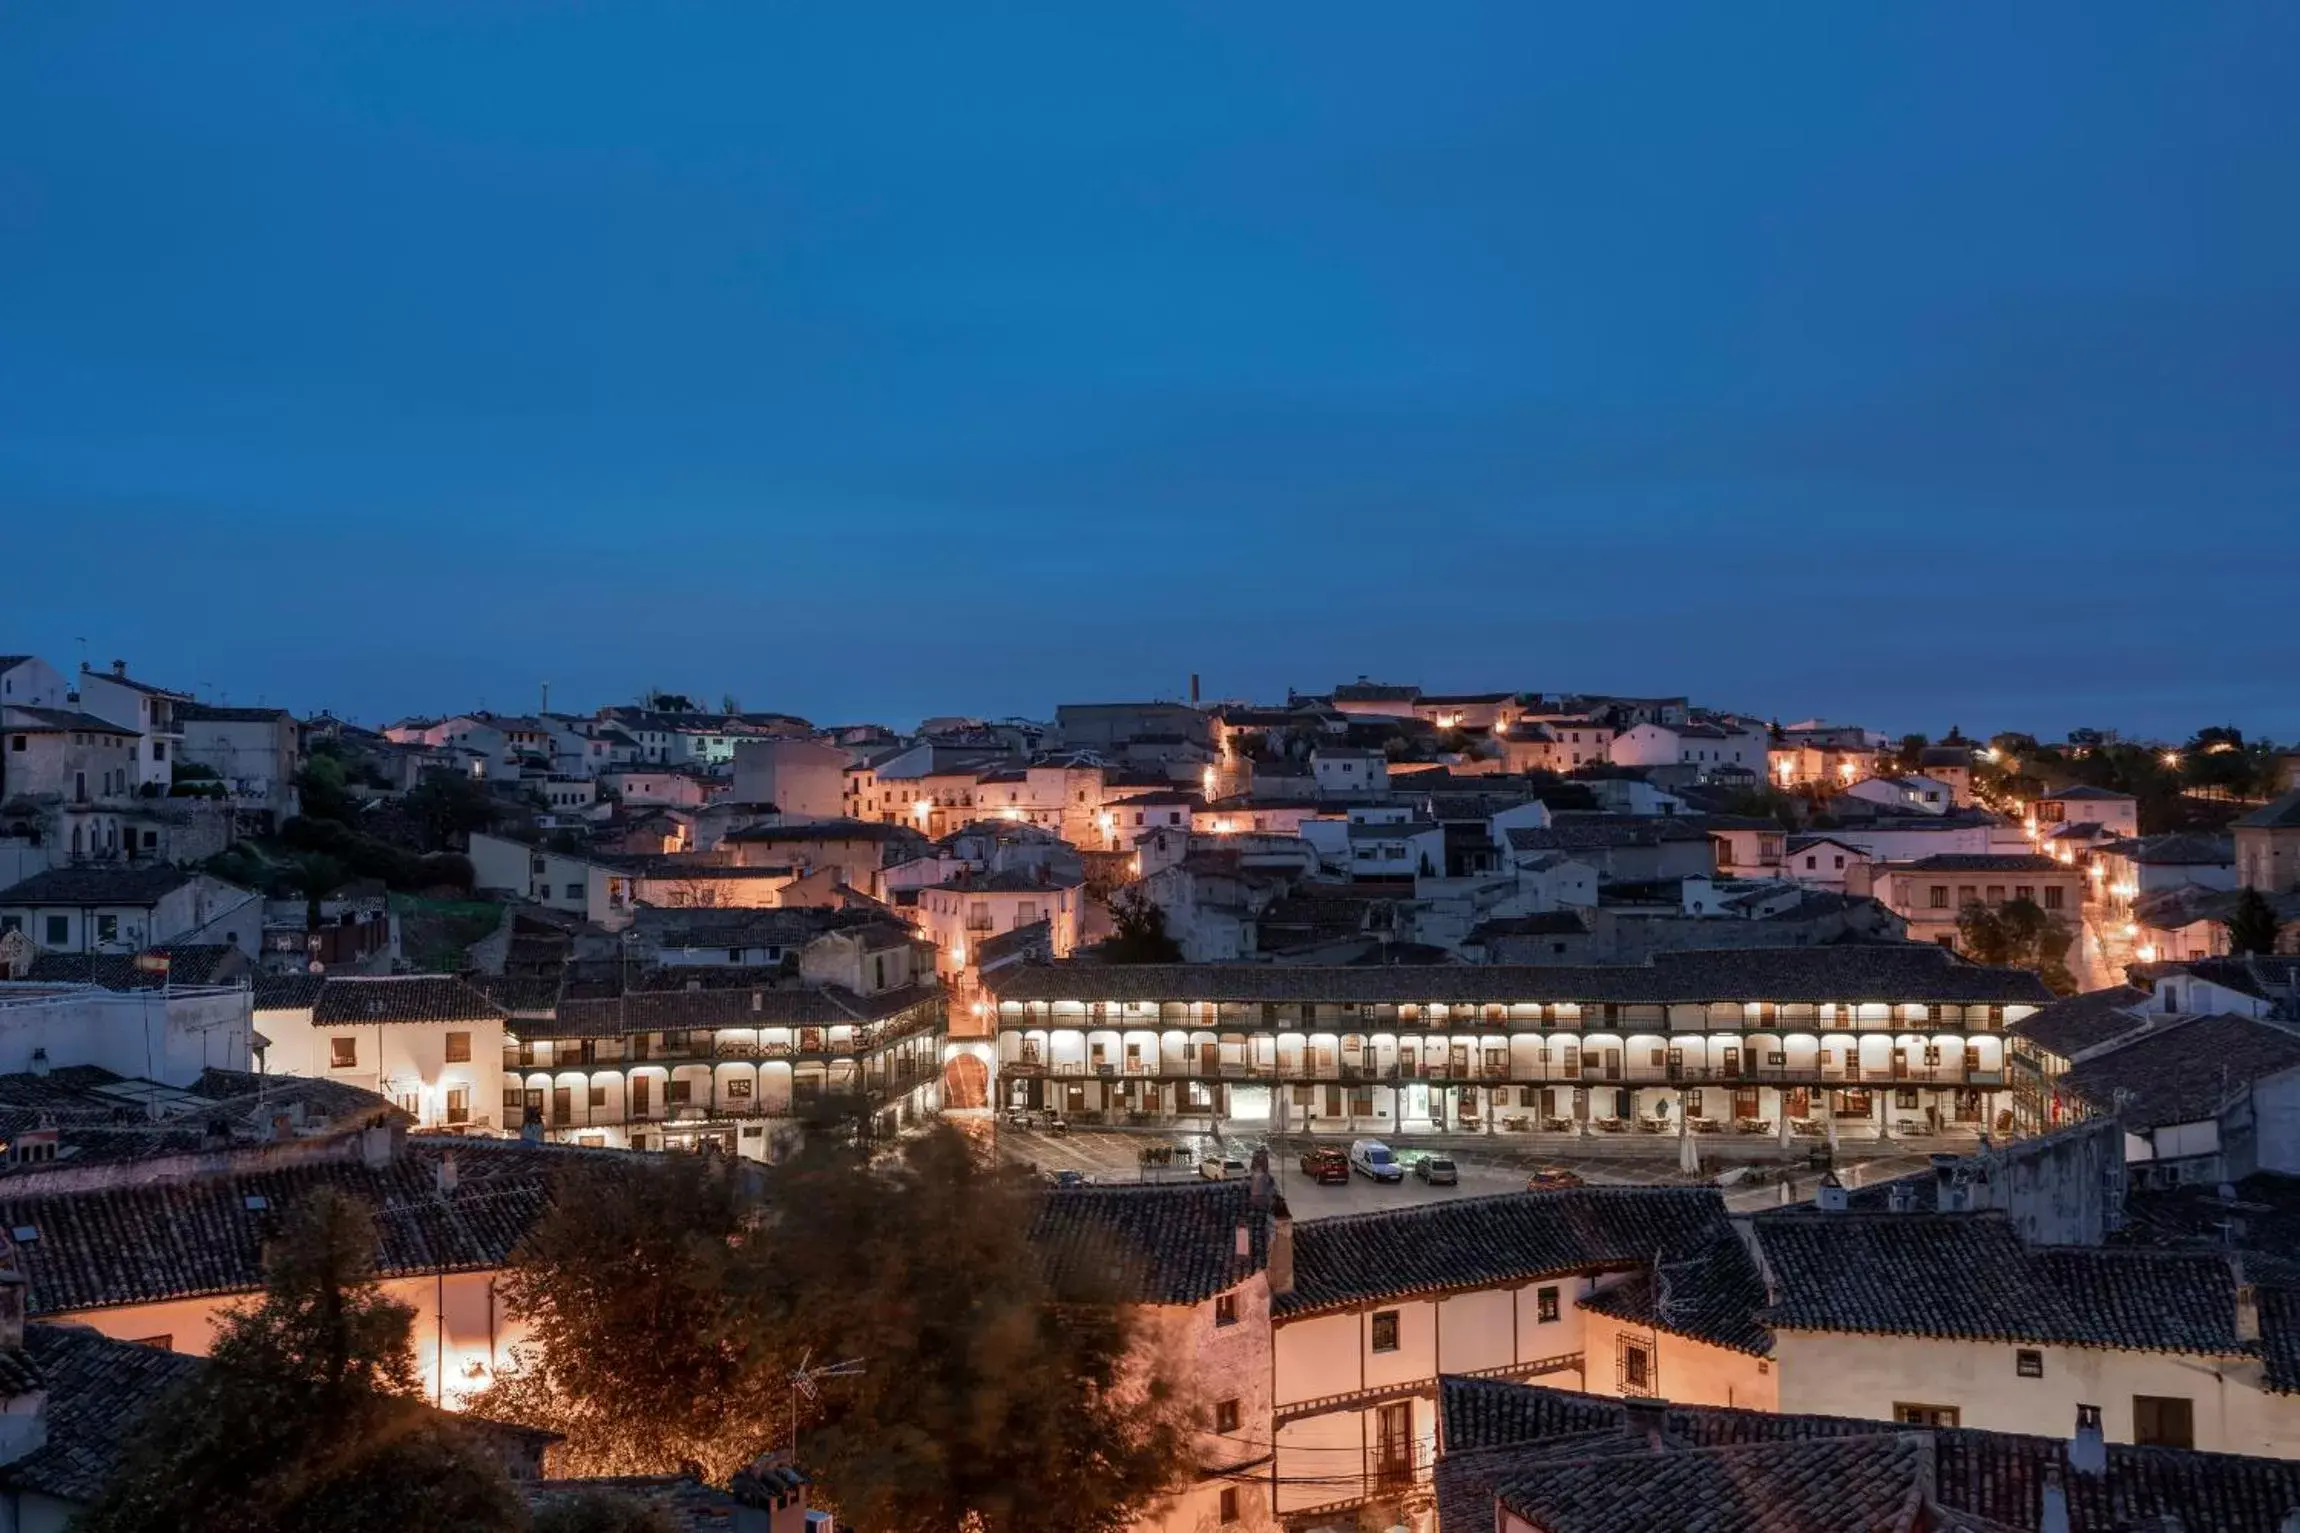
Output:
[[1374, 1402, 1413, 1489]]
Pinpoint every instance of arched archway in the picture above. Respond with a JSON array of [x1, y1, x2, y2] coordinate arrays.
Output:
[[942, 1052, 989, 1110]]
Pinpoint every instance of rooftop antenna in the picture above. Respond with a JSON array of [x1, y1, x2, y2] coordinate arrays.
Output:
[[787, 1349, 865, 1458], [541, 680, 550, 716]]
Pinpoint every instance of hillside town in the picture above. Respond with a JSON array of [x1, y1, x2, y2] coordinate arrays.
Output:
[[7, 652, 2300, 1529]]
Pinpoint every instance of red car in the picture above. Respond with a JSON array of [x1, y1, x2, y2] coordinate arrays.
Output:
[[1299, 1147, 1350, 1184], [1525, 1167, 1586, 1191]]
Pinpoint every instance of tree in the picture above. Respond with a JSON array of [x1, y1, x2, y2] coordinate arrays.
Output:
[[480, 1133, 1199, 1533], [755, 1130, 1197, 1533], [288, 852, 349, 931], [474, 1155, 779, 1483], [404, 770, 500, 851], [2226, 886, 2283, 956], [294, 751, 357, 824], [1957, 898, 2077, 993], [1101, 887, 1182, 963], [78, 1189, 522, 1533], [647, 692, 698, 714]]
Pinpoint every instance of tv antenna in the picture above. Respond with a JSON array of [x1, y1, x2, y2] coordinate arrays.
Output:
[[787, 1349, 866, 1458]]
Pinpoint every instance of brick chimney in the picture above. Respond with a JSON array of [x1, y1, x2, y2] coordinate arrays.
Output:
[[1265, 1196, 1294, 1297], [2069, 1403, 2107, 1476]]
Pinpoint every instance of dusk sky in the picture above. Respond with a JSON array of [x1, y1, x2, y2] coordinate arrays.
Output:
[[5, 4, 2296, 737]]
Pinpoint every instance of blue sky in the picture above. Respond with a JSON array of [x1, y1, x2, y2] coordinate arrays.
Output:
[[4, 3, 2296, 736]]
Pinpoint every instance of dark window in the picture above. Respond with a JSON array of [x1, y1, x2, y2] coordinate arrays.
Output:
[[668, 1079, 692, 1105], [1537, 1286, 1560, 1323], [44, 915, 68, 946], [444, 1032, 471, 1063], [2016, 1349, 2043, 1378], [1370, 1310, 1400, 1353], [589, 1084, 607, 1108], [563, 882, 582, 900], [2134, 1395, 2193, 1448], [330, 1037, 357, 1069], [1214, 1293, 1239, 1327], [1928, 885, 1949, 909], [1619, 1339, 1650, 1393], [1213, 1398, 1241, 1433], [2042, 886, 2064, 911], [1894, 1403, 1960, 1426], [1218, 1487, 1239, 1525]]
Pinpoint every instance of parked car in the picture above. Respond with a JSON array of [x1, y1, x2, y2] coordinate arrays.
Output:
[[1349, 1138, 1405, 1183], [1045, 1169, 1091, 1189], [1199, 1155, 1248, 1181], [1414, 1155, 1459, 1186], [1525, 1167, 1585, 1191], [1299, 1146, 1350, 1184]]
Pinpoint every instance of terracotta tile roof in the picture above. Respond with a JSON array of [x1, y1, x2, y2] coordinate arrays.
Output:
[[723, 818, 925, 845], [1438, 1375, 2300, 1533], [2058, 1013, 2300, 1129], [1278, 1187, 1731, 1317], [1753, 1213, 2249, 1352], [0, 707, 139, 737], [304, 975, 505, 1026], [2236, 790, 2300, 830], [2006, 986, 2149, 1061], [2123, 832, 2235, 867], [21, 944, 248, 990], [1030, 1181, 1269, 1305], [1889, 853, 2066, 874], [0, 866, 199, 907], [987, 946, 2051, 1006], [175, 702, 293, 724], [1576, 1234, 1772, 1355], [2042, 784, 2136, 802], [0, 1139, 577, 1312], [526, 979, 940, 1039], [251, 972, 326, 1010], [1491, 1430, 2010, 1533], [2, 1323, 205, 1503]]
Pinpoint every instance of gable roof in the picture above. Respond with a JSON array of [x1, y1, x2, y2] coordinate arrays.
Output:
[[0, 707, 140, 738], [20, 944, 248, 991], [175, 702, 293, 724], [1753, 1212, 2247, 1353], [0, 866, 200, 907], [2041, 784, 2136, 802], [2005, 986, 2149, 1061], [1491, 1430, 2009, 1533], [2237, 790, 2300, 830], [1437, 1375, 2300, 1533], [1030, 1181, 1269, 1305], [2057, 1013, 2300, 1130], [1, 1323, 206, 1503], [1279, 1187, 1730, 1317], [0, 1139, 580, 1313], [304, 975, 505, 1026]]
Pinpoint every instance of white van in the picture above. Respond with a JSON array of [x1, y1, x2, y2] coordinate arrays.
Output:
[[1349, 1138, 1404, 1183]]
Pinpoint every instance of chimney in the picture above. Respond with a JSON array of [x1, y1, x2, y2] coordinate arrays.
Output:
[[1887, 1182, 1916, 1214], [360, 1122, 396, 1169], [110, 659, 126, 678], [436, 1150, 459, 1196], [1930, 1153, 1963, 1211], [1815, 1172, 1849, 1212], [2234, 1253, 2261, 1344], [1248, 1147, 1274, 1212], [2040, 1463, 2071, 1533], [1621, 1396, 1667, 1448], [1265, 1197, 1294, 1297], [26, 1050, 47, 1081], [2069, 1403, 2107, 1477]]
